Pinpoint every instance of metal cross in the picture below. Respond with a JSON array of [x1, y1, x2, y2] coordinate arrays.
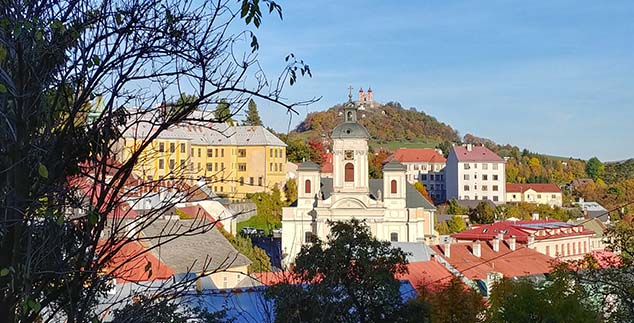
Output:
[[348, 85, 353, 101]]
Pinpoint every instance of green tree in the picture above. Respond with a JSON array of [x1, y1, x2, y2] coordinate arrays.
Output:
[[418, 277, 486, 323], [215, 99, 235, 125], [586, 157, 605, 181], [447, 199, 468, 215], [435, 141, 453, 158], [281, 135, 312, 163], [266, 219, 412, 323], [470, 201, 495, 224], [243, 99, 263, 126], [447, 216, 466, 233], [283, 178, 298, 204]]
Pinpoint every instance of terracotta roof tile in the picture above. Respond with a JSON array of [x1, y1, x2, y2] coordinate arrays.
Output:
[[451, 219, 594, 243], [100, 241, 175, 282], [398, 260, 454, 291], [386, 148, 446, 163], [452, 145, 504, 162]]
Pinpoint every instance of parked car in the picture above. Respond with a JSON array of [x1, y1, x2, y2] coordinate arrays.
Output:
[[240, 227, 257, 236], [271, 228, 282, 239]]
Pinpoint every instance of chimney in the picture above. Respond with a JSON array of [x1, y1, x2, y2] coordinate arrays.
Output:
[[531, 212, 539, 220], [443, 242, 451, 258], [508, 235, 516, 251], [466, 144, 473, 152], [472, 241, 481, 257], [492, 237, 500, 252], [527, 233, 536, 249]]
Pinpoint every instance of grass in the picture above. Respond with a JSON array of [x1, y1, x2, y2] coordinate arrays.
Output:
[[236, 215, 280, 235]]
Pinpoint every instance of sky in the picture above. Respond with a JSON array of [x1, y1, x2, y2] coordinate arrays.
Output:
[[245, 0, 634, 161]]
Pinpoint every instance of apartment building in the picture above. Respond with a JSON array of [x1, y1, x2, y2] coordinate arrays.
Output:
[[445, 144, 506, 204], [385, 148, 447, 202], [118, 115, 286, 199], [506, 183, 563, 207]]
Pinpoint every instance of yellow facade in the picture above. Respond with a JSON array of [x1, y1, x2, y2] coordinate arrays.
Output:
[[118, 125, 287, 199], [506, 189, 563, 207]]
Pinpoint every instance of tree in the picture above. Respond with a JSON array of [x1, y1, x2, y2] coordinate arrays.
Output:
[[470, 201, 495, 224], [447, 199, 468, 215], [414, 181, 433, 202], [416, 277, 486, 323], [0, 0, 314, 321], [447, 216, 466, 233], [266, 219, 412, 323], [281, 135, 312, 163], [283, 178, 298, 204], [243, 98, 263, 126], [435, 141, 453, 158], [586, 157, 605, 181], [369, 149, 390, 179], [215, 99, 235, 126]]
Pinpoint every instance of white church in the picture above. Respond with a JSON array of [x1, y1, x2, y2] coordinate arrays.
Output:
[[281, 96, 438, 266]]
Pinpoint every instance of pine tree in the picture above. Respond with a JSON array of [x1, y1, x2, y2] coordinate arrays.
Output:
[[243, 99, 263, 126]]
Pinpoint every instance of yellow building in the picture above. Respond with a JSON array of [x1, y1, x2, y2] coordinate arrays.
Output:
[[505, 183, 563, 207], [117, 116, 286, 199]]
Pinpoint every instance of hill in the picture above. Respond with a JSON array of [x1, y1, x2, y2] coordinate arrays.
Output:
[[293, 101, 460, 147]]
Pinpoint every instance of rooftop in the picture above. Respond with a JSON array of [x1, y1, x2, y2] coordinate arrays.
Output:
[[386, 148, 446, 164], [506, 183, 562, 193], [451, 219, 595, 243], [451, 145, 504, 162]]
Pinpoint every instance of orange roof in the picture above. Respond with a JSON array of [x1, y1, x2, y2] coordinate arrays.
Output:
[[386, 148, 446, 163], [506, 183, 561, 193], [321, 152, 333, 173], [178, 205, 224, 229], [255, 271, 300, 286], [100, 241, 175, 282], [431, 243, 554, 280], [398, 260, 454, 292]]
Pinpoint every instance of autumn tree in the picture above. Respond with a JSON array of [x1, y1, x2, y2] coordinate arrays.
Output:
[[283, 178, 298, 204], [447, 216, 467, 233], [586, 157, 605, 181], [470, 201, 496, 224], [243, 98, 263, 126], [265, 219, 412, 323], [416, 277, 486, 323], [0, 0, 314, 321], [447, 198, 468, 215], [414, 181, 433, 203]]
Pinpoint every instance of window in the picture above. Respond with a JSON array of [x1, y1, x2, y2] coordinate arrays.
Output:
[[390, 232, 398, 242], [492, 164, 499, 170], [279, 163, 283, 171], [474, 174, 478, 180], [537, 194, 542, 199], [198, 148, 201, 157], [512, 194, 516, 199], [180, 143, 186, 153], [206, 163, 213, 171], [483, 174, 488, 181], [249, 177, 254, 185], [214, 162, 218, 171], [220, 186, 223, 192], [215, 148, 218, 157], [159, 143, 165, 152], [391, 180, 397, 194], [345, 163, 354, 182], [551, 194, 556, 199], [258, 177, 263, 186], [556, 244, 560, 255], [474, 163, 478, 169], [464, 185, 470, 191], [197, 162, 201, 170], [190, 148, 194, 155], [220, 162, 224, 171], [238, 163, 247, 171], [493, 196, 499, 202], [483, 196, 488, 200], [159, 159, 165, 169], [430, 184, 435, 190], [170, 143, 175, 153], [274, 163, 278, 172], [492, 185, 499, 191], [482, 185, 488, 191], [305, 179, 311, 194], [238, 149, 247, 157], [207, 149, 213, 157], [221, 149, 224, 157], [180, 159, 185, 168], [463, 163, 470, 170], [270, 149, 273, 158], [482, 163, 488, 170], [430, 174, 435, 181], [239, 177, 244, 186], [269, 163, 273, 172], [546, 246, 550, 256], [169, 159, 175, 170], [421, 174, 427, 181], [493, 175, 499, 181], [275, 149, 278, 158], [463, 174, 470, 180]]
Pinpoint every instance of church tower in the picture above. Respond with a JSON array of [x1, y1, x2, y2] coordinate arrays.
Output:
[[331, 89, 371, 194]]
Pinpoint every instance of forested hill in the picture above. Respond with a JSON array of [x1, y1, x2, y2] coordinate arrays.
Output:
[[293, 101, 460, 144]]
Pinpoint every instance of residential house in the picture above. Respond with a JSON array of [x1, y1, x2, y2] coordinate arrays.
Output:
[[506, 183, 563, 207], [385, 148, 447, 202], [445, 144, 506, 204], [574, 198, 610, 222]]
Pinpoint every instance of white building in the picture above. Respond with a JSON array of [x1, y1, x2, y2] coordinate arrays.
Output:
[[445, 144, 506, 204], [281, 99, 437, 266], [385, 148, 446, 203]]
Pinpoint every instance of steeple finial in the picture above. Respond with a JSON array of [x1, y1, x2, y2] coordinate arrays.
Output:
[[348, 85, 353, 102]]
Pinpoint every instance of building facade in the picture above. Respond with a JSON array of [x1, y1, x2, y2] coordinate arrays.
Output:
[[281, 99, 437, 266], [118, 112, 286, 199], [445, 144, 506, 204], [506, 183, 563, 207], [385, 148, 446, 202]]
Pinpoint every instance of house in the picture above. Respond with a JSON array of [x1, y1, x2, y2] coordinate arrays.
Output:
[[574, 198, 610, 222], [445, 144, 506, 204], [391, 242, 454, 291], [506, 183, 563, 207], [575, 218, 609, 251], [118, 109, 287, 199], [281, 97, 437, 266], [385, 148, 447, 202], [451, 219, 595, 260]]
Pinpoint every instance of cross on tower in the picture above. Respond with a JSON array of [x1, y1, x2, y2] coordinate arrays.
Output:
[[348, 85, 353, 102]]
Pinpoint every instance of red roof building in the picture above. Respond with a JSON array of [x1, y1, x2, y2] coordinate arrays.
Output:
[[451, 145, 504, 162], [506, 183, 563, 207], [506, 183, 561, 193], [451, 219, 595, 260], [398, 259, 454, 292], [320, 152, 333, 176], [100, 241, 176, 282], [386, 148, 447, 164], [384, 148, 447, 202]]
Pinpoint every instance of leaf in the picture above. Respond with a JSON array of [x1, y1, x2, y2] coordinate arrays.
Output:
[[144, 261, 152, 272], [88, 212, 98, 225], [0, 268, 9, 277], [27, 299, 41, 312], [38, 163, 48, 179], [0, 83, 6, 93], [115, 13, 123, 25], [92, 55, 100, 66], [57, 214, 64, 225], [241, 0, 249, 18]]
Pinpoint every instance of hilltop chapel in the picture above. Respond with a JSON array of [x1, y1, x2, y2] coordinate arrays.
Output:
[[281, 93, 437, 266]]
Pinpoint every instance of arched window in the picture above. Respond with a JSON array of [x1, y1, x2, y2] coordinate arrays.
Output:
[[347, 111, 353, 121], [345, 163, 354, 182], [305, 179, 311, 194], [390, 232, 398, 242], [390, 180, 397, 194]]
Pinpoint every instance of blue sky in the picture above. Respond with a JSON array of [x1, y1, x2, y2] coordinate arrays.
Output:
[[247, 1, 633, 161]]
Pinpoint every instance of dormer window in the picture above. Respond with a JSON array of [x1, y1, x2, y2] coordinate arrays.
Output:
[[347, 111, 353, 122]]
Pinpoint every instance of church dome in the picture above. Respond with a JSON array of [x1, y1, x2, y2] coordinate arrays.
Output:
[[331, 122, 370, 139]]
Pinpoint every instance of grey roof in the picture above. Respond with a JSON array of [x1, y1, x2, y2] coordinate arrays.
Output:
[[297, 161, 321, 171], [456, 199, 496, 210], [331, 122, 371, 139], [141, 219, 251, 274], [317, 177, 435, 209], [390, 242, 435, 262], [383, 161, 406, 172], [122, 114, 285, 146]]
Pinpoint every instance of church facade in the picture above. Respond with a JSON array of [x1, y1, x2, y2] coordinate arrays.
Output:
[[281, 97, 437, 266]]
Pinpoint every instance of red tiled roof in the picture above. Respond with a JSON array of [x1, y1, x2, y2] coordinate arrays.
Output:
[[431, 243, 554, 280], [398, 260, 454, 292], [452, 145, 504, 162], [100, 241, 175, 282], [506, 183, 561, 193], [321, 152, 333, 173], [255, 271, 301, 286], [385, 148, 446, 164], [177, 205, 224, 229], [451, 219, 594, 243]]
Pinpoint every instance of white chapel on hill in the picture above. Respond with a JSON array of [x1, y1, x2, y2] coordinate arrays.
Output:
[[281, 94, 437, 266]]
